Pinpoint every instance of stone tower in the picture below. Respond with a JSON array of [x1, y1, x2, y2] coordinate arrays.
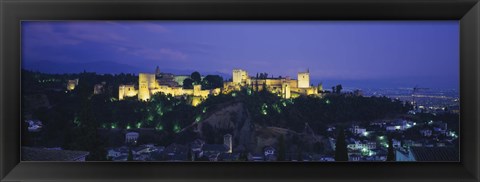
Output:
[[281, 82, 291, 99], [138, 73, 156, 101], [297, 69, 310, 88], [232, 69, 248, 85]]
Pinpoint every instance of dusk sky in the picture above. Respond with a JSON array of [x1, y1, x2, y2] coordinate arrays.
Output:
[[22, 21, 459, 89]]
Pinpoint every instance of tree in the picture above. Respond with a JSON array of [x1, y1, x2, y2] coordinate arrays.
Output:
[[127, 148, 134, 161], [187, 149, 193, 161], [334, 127, 348, 161], [335, 84, 343, 94], [313, 142, 323, 154], [70, 83, 107, 161], [386, 137, 396, 161], [278, 135, 286, 161], [239, 151, 248, 161], [202, 123, 215, 144], [201, 75, 223, 89], [183, 78, 194, 89], [191, 71, 201, 84]]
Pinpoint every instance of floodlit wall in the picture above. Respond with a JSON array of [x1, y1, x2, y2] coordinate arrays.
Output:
[[118, 69, 319, 105], [119, 85, 137, 100], [232, 69, 248, 84]]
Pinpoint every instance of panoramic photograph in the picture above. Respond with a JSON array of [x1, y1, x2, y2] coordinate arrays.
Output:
[[21, 21, 459, 162]]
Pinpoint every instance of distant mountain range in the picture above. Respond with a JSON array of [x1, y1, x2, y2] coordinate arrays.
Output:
[[23, 60, 145, 74], [22, 60, 231, 79]]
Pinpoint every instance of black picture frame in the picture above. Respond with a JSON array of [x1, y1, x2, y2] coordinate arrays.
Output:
[[1, 0, 479, 181]]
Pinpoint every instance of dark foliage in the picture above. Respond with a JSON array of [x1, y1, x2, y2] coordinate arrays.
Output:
[[183, 78, 194, 89], [190, 71, 201, 84], [386, 137, 395, 161], [201, 75, 224, 90], [334, 127, 348, 161]]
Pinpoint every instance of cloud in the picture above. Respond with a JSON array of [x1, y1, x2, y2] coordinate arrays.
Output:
[[63, 22, 128, 45], [23, 23, 82, 46], [24, 21, 185, 63], [23, 22, 131, 48]]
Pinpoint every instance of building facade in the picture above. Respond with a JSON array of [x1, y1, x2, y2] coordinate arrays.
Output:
[[118, 67, 321, 105]]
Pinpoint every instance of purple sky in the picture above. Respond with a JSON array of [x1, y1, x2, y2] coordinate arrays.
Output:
[[22, 21, 459, 89]]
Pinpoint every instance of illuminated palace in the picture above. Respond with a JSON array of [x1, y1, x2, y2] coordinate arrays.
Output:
[[224, 69, 321, 99], [118, 67, 322, 106]]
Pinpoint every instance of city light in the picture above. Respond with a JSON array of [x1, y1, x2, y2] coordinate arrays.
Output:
[[261, 103, 268, 115], [261, 109, 268, 115]]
